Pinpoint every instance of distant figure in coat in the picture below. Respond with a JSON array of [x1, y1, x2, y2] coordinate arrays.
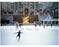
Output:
[[47, 24, 48, 27], [35, 24, 37, 27], [16, 24, 18, 28], [51, 24, 52, 27], [19, 23, 22, 28]]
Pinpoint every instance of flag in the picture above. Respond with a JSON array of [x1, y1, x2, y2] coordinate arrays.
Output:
[[44, 10, 46, 13], [23, 10, 27, 12], [23, 10, 25, 12], [34, 11, 36, 13], [18, 11, 20, 13], [30, 11, 32, 13], [8, 11, 13, 14], [37, 10, 41, 12]]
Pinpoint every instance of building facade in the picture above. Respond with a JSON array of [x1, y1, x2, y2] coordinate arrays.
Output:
[[10, 2, 51, 15], [1, 2, 56, 24]]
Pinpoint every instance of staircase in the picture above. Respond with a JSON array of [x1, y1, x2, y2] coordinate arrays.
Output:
[[22, 16, 29, 23]]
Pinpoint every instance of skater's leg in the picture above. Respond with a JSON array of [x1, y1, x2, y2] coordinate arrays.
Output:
[[18, 36, 20, 42]]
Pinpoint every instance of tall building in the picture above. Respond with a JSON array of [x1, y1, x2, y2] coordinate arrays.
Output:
[[1, 2, 51, 15], [10, 2, 39, 15], [10, 2, 51, 15], [1, 2, 58, 24], [39, 2, 51, 10], [51, 2, 58, 18], [1, 2, 11, 11]]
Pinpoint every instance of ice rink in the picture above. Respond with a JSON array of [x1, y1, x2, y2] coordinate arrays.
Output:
[[0, 25, 58, 45]]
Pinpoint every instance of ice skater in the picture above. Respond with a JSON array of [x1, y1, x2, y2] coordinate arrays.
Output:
[[16, 30, 22, 42], [35, 24, 37, 27], [51, 24, 52, 27], [43, 24, 45, 28], [47, 24, 48, 27], [16, 23, 18, 28], [19, 23, 22, 28]]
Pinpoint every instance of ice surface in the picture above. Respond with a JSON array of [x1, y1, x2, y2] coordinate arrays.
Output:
[[58, 27, 59, 45], [0, 25, 58, 45]]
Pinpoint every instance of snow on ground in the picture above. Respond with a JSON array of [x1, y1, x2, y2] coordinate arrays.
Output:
[[0, 25, 58, 45]]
